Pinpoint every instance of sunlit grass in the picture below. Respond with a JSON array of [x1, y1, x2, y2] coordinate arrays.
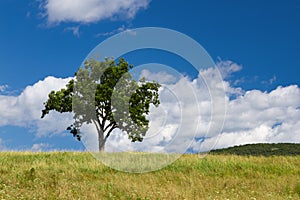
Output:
[[0, 152, 299, 199]]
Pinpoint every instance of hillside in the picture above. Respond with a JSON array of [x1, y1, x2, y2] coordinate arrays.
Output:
[[0, 152, 299, 199], [210, 143, 300, 156]]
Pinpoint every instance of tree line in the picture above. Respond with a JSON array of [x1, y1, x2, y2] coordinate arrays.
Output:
[[210, 143, 300, 156]]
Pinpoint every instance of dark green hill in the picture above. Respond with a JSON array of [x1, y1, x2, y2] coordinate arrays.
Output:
[[210, 143, 300, 156]]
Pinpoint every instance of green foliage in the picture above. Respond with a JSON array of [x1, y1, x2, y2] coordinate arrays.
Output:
[[41, 79, 74, 118], [210, 143, 300, 156], [41, 58, 160, 151]]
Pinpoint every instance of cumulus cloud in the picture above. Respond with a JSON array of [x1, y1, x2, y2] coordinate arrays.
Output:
[[200, 84, 300, 150], [93, 66, 221, 153], [0, 76, 73, 137], [85, 61, 299, 153], [42, 0, 151, 24], [0, 60, 299, 152]]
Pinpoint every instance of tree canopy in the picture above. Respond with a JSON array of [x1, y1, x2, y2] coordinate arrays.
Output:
[[41, 58, 160, 151]]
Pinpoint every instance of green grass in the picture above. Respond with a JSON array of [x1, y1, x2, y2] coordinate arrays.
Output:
[[0, 152, 299, 199]]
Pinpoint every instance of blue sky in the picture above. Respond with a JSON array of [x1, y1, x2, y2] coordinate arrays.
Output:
[[0, 0, 299, 152]]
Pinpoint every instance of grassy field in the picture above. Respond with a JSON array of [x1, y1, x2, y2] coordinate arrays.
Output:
[[0, 152, 299, 199]]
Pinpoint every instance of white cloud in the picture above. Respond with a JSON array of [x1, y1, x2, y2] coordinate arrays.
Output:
[[0, 61, 299, 152], [0, 76, 73, 137], [139, 69, 178, 84], [193, 84, 300, 151], [97, 67, 221, 153], [42, 0, 151, 24], [217, 59, 242, 79], [94, 61, 300, 153]]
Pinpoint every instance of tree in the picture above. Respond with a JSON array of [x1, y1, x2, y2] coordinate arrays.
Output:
[[41, 58, 160, 151]]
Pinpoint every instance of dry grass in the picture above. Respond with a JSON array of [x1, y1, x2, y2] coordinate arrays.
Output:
[[0, 152, 299, 199]]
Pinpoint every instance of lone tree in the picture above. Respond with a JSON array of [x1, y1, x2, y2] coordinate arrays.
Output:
[[41, 58, 160, 151]]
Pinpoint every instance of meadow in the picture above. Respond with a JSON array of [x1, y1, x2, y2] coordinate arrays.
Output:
[[0, 152, 299, 199]]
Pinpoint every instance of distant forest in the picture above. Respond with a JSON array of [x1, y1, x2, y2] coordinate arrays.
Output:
[[210, 143, 300, 156]]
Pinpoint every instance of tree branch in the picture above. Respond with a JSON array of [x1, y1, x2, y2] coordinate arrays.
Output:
[[104, 124, 118, 142], [92, 119, 101, 135], [103, 122, 116, 132]]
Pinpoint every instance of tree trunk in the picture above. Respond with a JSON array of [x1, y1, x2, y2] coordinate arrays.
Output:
[[98, 130, 105, 152], [99, 140, 105, 151], [93, 120, 106, 152]]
